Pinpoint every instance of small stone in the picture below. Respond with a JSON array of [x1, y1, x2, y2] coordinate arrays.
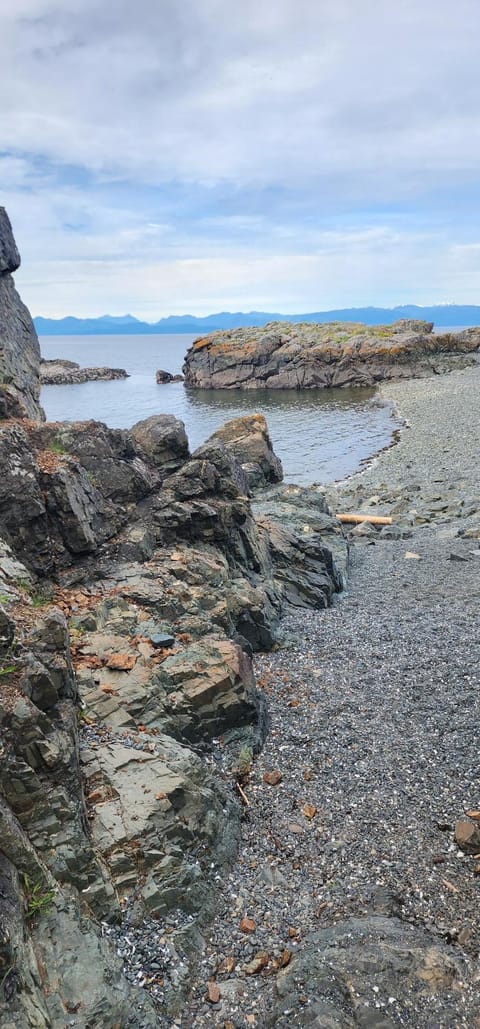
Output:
[[239, 917, 256, 934], [106, 653, 137, 671], [243, 952, 269, 975], [148, 632, 176, 649], [206, 982, 221, 1004], [263, 770, 282, 786], [454, 819, 480, 854]]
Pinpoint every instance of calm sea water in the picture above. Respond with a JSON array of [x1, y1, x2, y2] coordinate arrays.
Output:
[[40, 333, 401, 486]]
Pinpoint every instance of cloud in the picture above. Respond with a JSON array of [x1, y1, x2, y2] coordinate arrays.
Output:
[[1, 0, 480, 314]]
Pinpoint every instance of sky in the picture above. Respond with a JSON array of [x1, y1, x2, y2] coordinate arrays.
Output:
[[2, 0, 480, 319]]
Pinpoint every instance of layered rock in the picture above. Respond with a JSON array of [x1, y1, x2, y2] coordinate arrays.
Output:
[[0, 211, 349, 1022], [183, 318, 480, 390], [0, 208, 44, 420], [40, 359, 128, 384], [208, 413, 283, 490]]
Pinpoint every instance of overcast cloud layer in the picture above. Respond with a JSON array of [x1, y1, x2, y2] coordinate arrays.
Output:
[[1, 0, 480, 317]]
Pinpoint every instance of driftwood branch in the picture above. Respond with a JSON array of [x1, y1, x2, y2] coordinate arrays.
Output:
[[336, 513, 393, 526]]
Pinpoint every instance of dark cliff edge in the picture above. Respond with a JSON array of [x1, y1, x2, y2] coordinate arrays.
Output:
[[0, 213, 347, 1025], [0, 209, 44, 421]]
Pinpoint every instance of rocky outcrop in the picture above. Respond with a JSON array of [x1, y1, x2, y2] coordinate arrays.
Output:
[[269, 911, 467, 1027], [0, 208, 44, 420], [207, 413, 283, 490], [40, 359, 128, 384], [183, 318, 480, 390], [0, 211, 350, 1021], [0, 399, 346, 1018], [156, 369, 183, 384]]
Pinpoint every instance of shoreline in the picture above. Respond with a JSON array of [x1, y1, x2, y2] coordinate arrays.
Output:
[[175, 363, 480, 1027], [326, 362, 480, 533]]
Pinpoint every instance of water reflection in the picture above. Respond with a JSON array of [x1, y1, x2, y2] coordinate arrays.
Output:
[[40, 334, 400, 486]]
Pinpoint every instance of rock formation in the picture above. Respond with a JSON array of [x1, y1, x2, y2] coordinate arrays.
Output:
[[0, 208, 44, 420], [40, 359, 129, 384], [0, 212, 347, 1024], [183, 318, 480, 390], [155, 369, 184, 384]]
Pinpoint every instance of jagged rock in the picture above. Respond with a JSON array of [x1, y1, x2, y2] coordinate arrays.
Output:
[[0, 208, 44, 421], [82, 731, 240, 918], [0, 604, 15, 650], [29, 894, 157, 1028], [253, 484, 348, 601], [207, 413, 283, 490], [153, 636, 264, 741], [131, 413, 190, 471], [0, 422, 135, 573], [40, 358, 128, 384], [0, 209, 21, 273], [183, 319, 480, 390], [39, 419, 155, 504]]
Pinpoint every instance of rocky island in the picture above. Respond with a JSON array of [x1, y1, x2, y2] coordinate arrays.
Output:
[[183, 319, 480, 389], [40, 359, 129, 385], [1, 206, 480, 1028]]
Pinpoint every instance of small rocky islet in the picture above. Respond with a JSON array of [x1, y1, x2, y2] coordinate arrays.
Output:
[[0, 205, 479, 1028], [40, 360, 129, 385], [183, 319, 480, 389]]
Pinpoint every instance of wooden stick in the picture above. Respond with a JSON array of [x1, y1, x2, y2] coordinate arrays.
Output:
[[236, 782, 250, 806], [336, 513, 393, 526]]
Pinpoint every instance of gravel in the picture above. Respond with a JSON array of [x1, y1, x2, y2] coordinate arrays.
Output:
[[128, 365, 480, 1027]]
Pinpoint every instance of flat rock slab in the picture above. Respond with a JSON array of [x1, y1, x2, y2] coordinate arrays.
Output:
[[270, 915, 466, 1027]]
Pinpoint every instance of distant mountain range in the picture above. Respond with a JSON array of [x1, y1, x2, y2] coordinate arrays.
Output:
[[33, 305, 480, 336]]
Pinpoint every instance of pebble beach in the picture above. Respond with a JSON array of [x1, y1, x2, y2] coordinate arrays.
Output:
[[168, 363, 480, 1027]]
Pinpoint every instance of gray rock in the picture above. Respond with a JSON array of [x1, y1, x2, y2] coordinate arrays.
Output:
[[131, 413, 190, 471], [40, 359, 129, 384], [156, 368, 184, 383], [0, 209, 44, 421], [0, 604, 15, 650], [183, 319, 480, 391], [0, 208, 21, 273], [207, 413, 283, 490], [269, 915, 466, 1027]]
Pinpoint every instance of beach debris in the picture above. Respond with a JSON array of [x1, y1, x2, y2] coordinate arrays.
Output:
[[236, 782, 250, 806], [404, 551, 422, 559], [336, 513, 393, 525]]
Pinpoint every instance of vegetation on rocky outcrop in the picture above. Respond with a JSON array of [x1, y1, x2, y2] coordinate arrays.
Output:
[[183, 318, 480, 389]]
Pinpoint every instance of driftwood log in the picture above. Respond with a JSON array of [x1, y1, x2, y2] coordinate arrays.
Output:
[[336, 513, 393, 526]]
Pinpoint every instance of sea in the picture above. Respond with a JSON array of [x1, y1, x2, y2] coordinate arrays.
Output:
[[39, 332, 410, 486]]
